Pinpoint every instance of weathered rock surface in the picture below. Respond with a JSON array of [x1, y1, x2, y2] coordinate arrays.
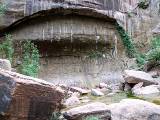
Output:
[[0, 0, 121, 31], [152, 23, 160, 35], [99, 82, 108, 88], [64, 96, 80, 107], [123, 70, 157, 86], [63, 102, 111, 120], [0, 59, 11, 71], [132, 85, 160, 96], [0, 0, 130, 87], [70, 87, 90, 95], [132, 82, 144, 90], [91, 88, 104, 96], [0, 69, 64, 120], [108, 99, 160, 120]]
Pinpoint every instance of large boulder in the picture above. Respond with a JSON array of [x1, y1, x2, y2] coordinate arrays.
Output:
[[123, 70, 158, 86], [63, 102, 111, 120], [132, 85, 160, 96], [0, 69, 64, 120], [108, 99, 160, 120], [91, 89, 104, 96], [0, 59, 11, 71]]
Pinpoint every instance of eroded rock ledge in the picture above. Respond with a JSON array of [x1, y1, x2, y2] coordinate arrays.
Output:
[[0, 0, 124, 34]]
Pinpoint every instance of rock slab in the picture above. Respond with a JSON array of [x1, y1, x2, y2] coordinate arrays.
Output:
[[64, 102, 111, 120], [108, 99, 160, 120], [123, 70, 157, 86], [132, 85, 160, 96], [0, 69, 64, 120], [0, 59, 11, 71]]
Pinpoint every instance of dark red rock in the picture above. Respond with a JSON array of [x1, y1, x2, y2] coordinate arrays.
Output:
[[0, 69, 64, 120]]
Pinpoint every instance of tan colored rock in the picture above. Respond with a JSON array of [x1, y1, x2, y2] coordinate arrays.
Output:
[[123, 70, 158, 86], [0, 69, 64, 120], [0, 59, 11, 71], [70, 87, 90, 95], [91, 89, 104, 96], [108, 99, 160, 120], [99, 82, 108, 88], [63, 102, 111, 120], [132, 85, 160, 96], [64, 96, 80, 107]]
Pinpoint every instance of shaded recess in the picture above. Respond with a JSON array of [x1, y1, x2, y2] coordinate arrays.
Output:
[[0, 0, 126, 86]]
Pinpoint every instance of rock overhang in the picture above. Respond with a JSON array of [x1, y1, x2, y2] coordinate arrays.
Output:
[[0, 0, 120, 34]]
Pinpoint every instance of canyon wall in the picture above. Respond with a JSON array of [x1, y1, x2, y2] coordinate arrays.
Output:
[[0, 0, 159, 86]]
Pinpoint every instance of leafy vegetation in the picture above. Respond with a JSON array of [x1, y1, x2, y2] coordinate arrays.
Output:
[[116, 22, 160, 70], [115, 22, 136, 58], [146, 37, 160, 61], [87, 50, 106, 59], [0, 34, 14, 63], [50, 112, 61, 120], [126, 91, 145, 100], [19, 41, 40, 77], [135, 53, 146, 69], [138, 0, 150, 9], [152, 99, 160, 105], [0, 3, 6, 15]]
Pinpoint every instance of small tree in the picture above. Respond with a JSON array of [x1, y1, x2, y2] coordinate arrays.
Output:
[[20, 41, 40, 77], [0, 34, 14, 63]]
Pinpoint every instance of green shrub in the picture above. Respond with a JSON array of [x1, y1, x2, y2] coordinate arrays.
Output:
[[146, 47, 160, 61], [115, 22, 136, 58], [19, 41, 40, 77], [152, 99, 160, 105], [0, 3, 6, 15], [85, 116, 100, 120], [146, 37, 160, 62], [138, 0, 150, 9], [135, 53, 146, 69], [87, 50, 105, 59], [150, 36, 160, 48], [50, 112, 61, 120], [0, 34, 14, 63]]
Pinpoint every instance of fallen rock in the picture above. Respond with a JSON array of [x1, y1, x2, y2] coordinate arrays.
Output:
[[0, 59, 11, 71], [70, 87, 90, 95], [64, 96, 80, 107], [99, 82, 108, 88], [99, 88, 110, 94], [108, 99, 160, 120], [132, 85, 160, 96], [71, 92, 80, 98], [63, 102, 111, 120], [132, 82, 144, 90], [108, 84, 122, 93], [91, 89, 104, 96], [152, 23, 160, 35], [123, 70, 157, 86], [0, 69, 64, 120], [107, 93, 116, 96]]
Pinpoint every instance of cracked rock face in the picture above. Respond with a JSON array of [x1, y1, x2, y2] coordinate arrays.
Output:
[[0, 69, 64, 120]]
